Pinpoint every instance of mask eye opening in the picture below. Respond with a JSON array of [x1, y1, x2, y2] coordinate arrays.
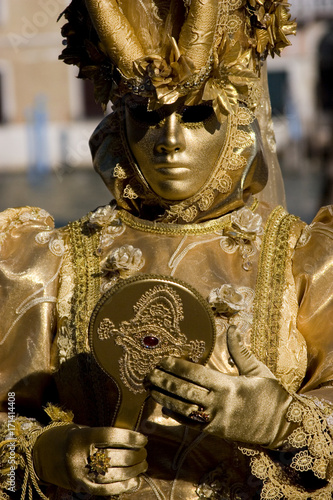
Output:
[[181, 105, 214, 124], [127, 103, 161, 126]]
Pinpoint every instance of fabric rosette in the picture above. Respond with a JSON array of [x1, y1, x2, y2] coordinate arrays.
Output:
[[102, 244, 145, 279], [208, 284, 254, 317], [230, 207, 264, 238], [88, 205, 120, 229], [133, 38, 196, 107]]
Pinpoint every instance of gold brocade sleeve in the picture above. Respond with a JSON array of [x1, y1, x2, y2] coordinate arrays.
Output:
[[293, 205, 333, 396], [0, 207, 66, 498]]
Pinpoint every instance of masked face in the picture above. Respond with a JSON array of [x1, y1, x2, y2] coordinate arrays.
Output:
[[125, 98, 229, 201]]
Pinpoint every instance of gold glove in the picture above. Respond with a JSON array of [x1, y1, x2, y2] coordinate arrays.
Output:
[[148, 326, 295, 449], [33, 424, 148, 495]]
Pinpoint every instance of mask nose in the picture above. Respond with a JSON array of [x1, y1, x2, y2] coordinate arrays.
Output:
[[155, 113, 185, 154]]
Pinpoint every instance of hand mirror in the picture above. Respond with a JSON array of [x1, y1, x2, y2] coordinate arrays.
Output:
[[89, 274, 216, 430]]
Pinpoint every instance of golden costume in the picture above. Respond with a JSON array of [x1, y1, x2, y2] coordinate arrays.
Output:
[[1, 1, 333, 499]]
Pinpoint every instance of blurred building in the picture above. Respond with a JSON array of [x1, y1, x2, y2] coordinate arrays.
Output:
[[0, 0, 105, 172], [291, 0, 333, 23], [268, 1, 333, 169], [266, 0, 333, 214]]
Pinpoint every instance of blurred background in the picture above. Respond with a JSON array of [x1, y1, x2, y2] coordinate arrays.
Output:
[[0, 0, 333, 226]]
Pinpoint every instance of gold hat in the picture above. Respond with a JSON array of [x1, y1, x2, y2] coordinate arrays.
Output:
[[59, 0, 296, 119]]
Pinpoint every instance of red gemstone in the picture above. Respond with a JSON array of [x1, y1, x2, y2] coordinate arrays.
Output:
[[143, 336, 159, 348]]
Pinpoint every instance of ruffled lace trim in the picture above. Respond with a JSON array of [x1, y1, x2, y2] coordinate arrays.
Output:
[[239, 395, 333, 499]]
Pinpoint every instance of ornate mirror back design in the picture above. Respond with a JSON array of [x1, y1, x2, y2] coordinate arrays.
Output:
[[89, 275, 216, 429]]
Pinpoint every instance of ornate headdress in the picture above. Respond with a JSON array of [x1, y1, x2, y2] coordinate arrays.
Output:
[[59, 0, 295, 117], [59, 1, 295, 223]]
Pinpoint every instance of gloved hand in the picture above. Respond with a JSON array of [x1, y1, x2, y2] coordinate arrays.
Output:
[[148, 326, 295, 449], [33, 425, 148, 496]]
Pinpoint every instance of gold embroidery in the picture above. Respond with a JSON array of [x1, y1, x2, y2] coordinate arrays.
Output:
[[123, 184, 139, 200], [97, 285, 205, 394], [252, 206, 299, 373], [65, 217, 115, 427], [119, 198, 259, 236], [113, 164, 127, 180], [68, 216, 101, 353], [57, 238, 74, 321], [119, 209, 231, 235]]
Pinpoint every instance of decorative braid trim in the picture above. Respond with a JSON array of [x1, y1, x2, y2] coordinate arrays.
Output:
[[68, 216, 101, 354], [119, 209, 232, 235], [252, 206, 300, 373], [68, 216, 113, 426], [119, 199, 259, 236]]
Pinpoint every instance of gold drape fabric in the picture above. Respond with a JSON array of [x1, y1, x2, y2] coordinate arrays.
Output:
[[1, 201, 333, 498], [294, 206, 333, 394]]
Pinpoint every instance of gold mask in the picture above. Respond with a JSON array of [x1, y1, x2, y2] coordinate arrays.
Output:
[[91, 98, 268, 223], [125, 97, 228, 201]]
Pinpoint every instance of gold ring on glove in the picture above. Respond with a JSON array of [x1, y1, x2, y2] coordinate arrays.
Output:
[[188, 408, 211, 424], [88, 449, 111, 475]]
